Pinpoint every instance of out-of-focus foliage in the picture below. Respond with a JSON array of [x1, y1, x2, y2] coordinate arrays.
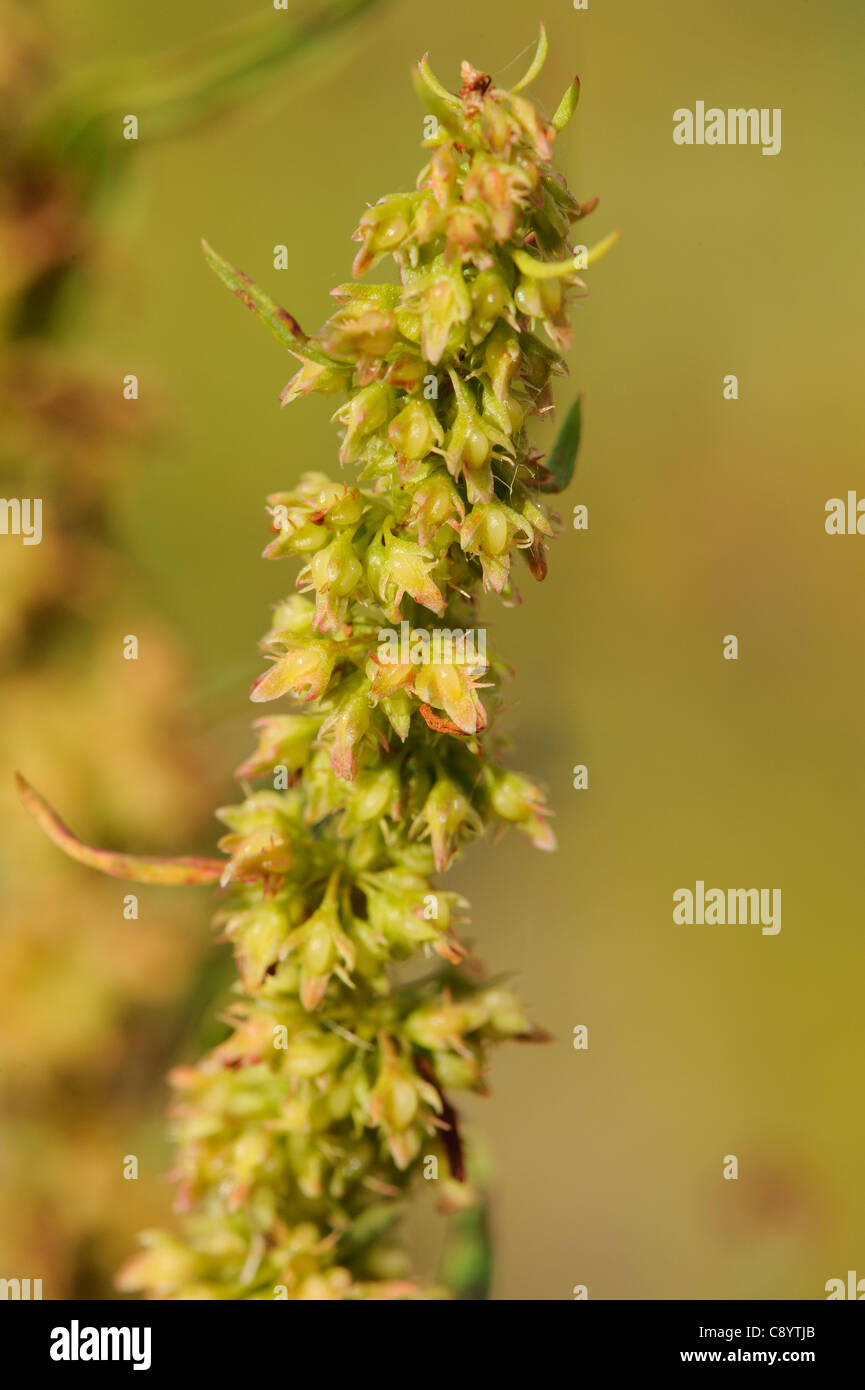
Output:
[[0, 0, 215, 1297]]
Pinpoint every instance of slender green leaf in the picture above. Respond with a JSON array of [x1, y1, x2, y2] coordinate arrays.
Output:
[[512, 24, 549, 94], [412, 56, 463, 133], [417, 54, 462, 113], [440, 1203, 493, 1300], [540, 394, 582, 493], [202, 240, 325, 359]]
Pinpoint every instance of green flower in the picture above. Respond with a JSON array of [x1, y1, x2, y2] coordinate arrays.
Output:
[[20, 27, 616, 1300]]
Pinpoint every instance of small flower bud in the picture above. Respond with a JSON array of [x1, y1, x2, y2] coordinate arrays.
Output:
[[334, 382, 393, 464], [250, 637, 338, 703], [388, 398, 443, 460], [366, 521, 445, 618], [488, 769, 556, 851], [403, 257, 471, 365], [235, 714, 320, 780], [318, 678, 373, 780], [413, 661, 488, 735], [305, 534, 364, 631], [352, 193, 419, 275], [514, 275, 544, 318], [282, 876, 355, 1011], [383, 352, 427, 392], [222, 902, 289, 990], [411, 777, 484, 872], [409, 470, 464, 546], [321, 304, 396, 359], [483, 322, 521, 401], [280, 356, 350, 407], [469, 266, 511, 329]]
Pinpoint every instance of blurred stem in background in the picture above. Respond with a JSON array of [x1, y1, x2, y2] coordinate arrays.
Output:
[[7, 0, 389, 340], [0, 0, 388, 1298]]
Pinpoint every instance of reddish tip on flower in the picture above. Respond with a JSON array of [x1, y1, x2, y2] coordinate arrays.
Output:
[[250, 640, 337, 704]]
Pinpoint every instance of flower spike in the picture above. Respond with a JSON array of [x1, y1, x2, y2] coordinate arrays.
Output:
[[22, 39, 614, 1301]]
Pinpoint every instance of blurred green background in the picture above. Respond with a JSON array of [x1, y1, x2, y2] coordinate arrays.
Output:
[[12, 0, 865, 1298]]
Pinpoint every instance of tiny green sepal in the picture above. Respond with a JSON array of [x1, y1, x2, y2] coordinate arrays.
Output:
[[552, 75, 580, 131]]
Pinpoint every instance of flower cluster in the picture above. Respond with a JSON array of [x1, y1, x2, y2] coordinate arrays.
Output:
[[23, 32, 614, 1299]]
